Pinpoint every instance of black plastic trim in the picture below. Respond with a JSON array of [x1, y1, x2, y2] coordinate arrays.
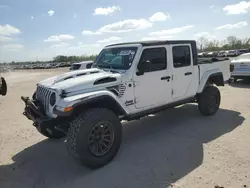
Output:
[[123, 97, 195, 121], [70, 95, 127, 115], [93, 77, 117, 85]]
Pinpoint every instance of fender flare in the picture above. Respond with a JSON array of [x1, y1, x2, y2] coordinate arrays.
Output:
[[197, 70, 224, 93], [57, 90, 129, 115]]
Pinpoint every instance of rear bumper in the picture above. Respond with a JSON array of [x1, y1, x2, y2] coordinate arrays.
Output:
[[231, 72, 250, 77]]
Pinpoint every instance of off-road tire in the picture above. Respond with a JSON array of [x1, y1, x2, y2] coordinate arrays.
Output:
[[198, 85, 221, 116], [37, 124, 66, 139], [67, 108, 122, 169]]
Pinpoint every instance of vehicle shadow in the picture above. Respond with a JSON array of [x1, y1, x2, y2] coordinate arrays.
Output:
[[229, 79, 250, 88], [0, 104, 244, 188]]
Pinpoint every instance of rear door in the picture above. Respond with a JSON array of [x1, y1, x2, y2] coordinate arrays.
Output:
[[171, 44, 194, 100]]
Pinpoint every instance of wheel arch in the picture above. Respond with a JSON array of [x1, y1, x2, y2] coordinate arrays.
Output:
[[197, 71, 224, 93], [72, 95, 128, 117]]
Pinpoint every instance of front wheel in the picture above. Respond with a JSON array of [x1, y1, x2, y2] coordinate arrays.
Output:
[[67, 108, 122, 169], [198, 86, 221, 116]]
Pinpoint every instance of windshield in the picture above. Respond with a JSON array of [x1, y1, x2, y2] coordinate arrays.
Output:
[[93, 47, 138, 70]]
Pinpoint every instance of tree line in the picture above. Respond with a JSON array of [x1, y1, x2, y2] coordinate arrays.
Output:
[[52, 55, 98, 63], [197, 35, 250, 52]]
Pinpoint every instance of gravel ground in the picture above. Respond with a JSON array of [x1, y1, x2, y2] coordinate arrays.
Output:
[[0, 68, 250, 188]]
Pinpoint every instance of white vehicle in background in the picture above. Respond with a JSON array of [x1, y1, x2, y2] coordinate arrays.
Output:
[[69, 61, 94, 71], [230, 53, 250, 82]]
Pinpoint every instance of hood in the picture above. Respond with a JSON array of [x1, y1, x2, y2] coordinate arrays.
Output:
[[231, 58, 250, 64], [38, 68, 122, 93]]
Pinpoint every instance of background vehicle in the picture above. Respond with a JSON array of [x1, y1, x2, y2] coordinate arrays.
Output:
[[69, 61, 94, 71], [21, 40, 231, 169], [229, 53, 250, 82]]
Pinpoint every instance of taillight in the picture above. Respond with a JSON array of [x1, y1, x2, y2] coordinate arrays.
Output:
[[230, 64, 234, 72]]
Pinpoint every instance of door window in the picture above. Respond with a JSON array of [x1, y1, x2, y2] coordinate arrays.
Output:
[[172, 46, 191, 68], [138, 47, 167, 72]]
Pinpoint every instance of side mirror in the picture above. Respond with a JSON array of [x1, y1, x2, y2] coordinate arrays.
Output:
[[0, 77, 7, 96], [137, 60, 150, 76], [136, 62, 145, 76]]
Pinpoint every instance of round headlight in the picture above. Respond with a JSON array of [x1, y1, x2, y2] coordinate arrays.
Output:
[[50, 92, 56, 106]]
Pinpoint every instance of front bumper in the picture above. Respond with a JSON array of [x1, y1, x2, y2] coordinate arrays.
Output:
[[21, 96, 55, 129], [21, 96, 72, 133]]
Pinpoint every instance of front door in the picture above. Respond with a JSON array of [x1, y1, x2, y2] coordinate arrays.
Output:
[[171, 44, 194, 99], [133, 47, 172, 109]]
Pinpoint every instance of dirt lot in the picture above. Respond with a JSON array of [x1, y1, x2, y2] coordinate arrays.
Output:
[[0, 68, 250, 188]]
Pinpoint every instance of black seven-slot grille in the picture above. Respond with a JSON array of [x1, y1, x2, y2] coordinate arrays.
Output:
[[36, 85, 53, 112]]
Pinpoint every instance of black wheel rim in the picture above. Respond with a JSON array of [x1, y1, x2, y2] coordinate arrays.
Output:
[[208, 94, 219, 112], [88, 121, 114, 156]]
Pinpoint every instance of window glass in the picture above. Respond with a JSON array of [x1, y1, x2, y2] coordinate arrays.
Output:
[[172, 46, 191, 68], [94, 47, 137, 70], [139, 47, 167, 72]]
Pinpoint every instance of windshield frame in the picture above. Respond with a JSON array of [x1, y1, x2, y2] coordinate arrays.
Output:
[[93, 46, 138, 71]]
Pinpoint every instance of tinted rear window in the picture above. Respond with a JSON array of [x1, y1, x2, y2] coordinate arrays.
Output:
[[71, 64, 81, 70]]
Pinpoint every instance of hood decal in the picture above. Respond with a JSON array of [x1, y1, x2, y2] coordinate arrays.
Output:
[[94, 77, 117, 85], [53, 68, 101, 84]]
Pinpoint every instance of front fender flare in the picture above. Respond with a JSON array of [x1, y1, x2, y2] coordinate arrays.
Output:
[[57, 90, 129, 115]]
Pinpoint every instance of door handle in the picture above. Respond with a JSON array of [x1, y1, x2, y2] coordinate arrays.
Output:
[[161, 76, 171, 81], [185, 72, 192, 76]]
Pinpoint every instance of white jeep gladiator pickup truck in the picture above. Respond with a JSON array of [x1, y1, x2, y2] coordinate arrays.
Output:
[[21, 40, 231, 169]]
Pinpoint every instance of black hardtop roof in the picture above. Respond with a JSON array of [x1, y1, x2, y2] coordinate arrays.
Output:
[[106, 40, 196, 47]]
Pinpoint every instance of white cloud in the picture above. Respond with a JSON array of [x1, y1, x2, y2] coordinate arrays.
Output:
[[223, 1, 250, 15], [215, 21, 248, 30], [44, 34, 75, 42], [51, 43, 70, 48], [48, 10, 55, 16], [194, 32, 216, 39], [149, 25, 194, 36], [149, 12, 170, 22], [0, 24, 21, 36], [82, 19, 152, 35], [93, 6, 121, 15], [31, 16, 34, 20], [73, 14, 77, 19], [3, 44, 24, 51], [81, 30, 101, 35], [97, 37, 122, 43], [210, 5, 215, 9], [0, 36, 12, 42], [98, 19, 152, 33]]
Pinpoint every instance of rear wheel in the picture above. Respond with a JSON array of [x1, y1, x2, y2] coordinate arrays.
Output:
[[198, 85, 221, 116], [67, 108, 122, 169]]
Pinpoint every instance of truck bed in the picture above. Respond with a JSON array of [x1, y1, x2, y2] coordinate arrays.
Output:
[[198, 57, 231, 82]]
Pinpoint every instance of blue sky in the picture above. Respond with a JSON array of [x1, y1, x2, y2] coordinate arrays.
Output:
[[0, 0, 250, 62]]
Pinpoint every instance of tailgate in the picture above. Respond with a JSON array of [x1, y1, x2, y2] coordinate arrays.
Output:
[[232, 62, 250, 76]]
